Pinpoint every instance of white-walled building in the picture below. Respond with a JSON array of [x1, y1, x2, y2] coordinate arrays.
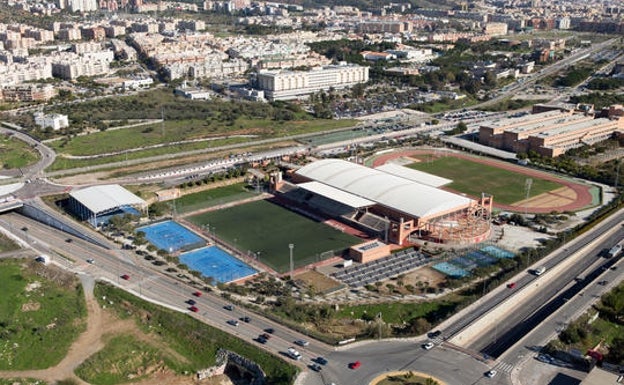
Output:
[[34, 112, 69, 130], [256, 63, 369, 101]]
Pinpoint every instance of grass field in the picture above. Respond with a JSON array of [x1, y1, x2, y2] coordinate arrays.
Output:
[[48, 117, 354, 157], [0, 379, 46, 385], [408, 156, 562, 205], [75, 334, 180, 385], [175, 182, 258, 214], [93, 283, 297, 385], [0, 232, 20, 252], [187, 199, 360, 273], [0, 259, 87, 370], [0, 134, 39, 170]]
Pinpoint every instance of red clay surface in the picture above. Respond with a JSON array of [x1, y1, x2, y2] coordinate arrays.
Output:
[[371, 149, 594, 214]]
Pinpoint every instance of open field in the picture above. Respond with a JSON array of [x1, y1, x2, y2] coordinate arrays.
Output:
[[187, 199, 361, 273], [0, 379, 46, 385], [0, 259, 86, 370], [0, 134, 38, 169], [93, 283, 297, 385], [175, 182, 258, 214], [0, 232, 20, 252], [408, 156, 561, 205], [75, 333, 185, 385]]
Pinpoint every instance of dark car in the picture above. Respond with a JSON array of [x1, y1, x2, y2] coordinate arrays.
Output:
[[187, 299, 196, 306], [224, 304, 234, 311], [121, 274, 130, 280], [507, 282, 517, 289], [309, 363, 322, 372], [264, 328, 275, 334], [315, 356, 328, 365], [428, 330, 442, 338], [240, 316, 251, 323]]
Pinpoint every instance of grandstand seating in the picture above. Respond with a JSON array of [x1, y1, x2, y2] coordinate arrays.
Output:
[[357, 212, 390, 232], [331, 249, 428, 287]]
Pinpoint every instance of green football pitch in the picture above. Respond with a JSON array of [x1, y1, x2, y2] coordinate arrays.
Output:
[[187, 200, 361, 273], [408, 156, 562, 205]]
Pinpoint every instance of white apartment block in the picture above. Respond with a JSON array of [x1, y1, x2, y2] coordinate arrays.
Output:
[[164, 57, 248, 80], [0, 61, 53, 86], [483, 22, 508, 36], [256, 63, 369, 101], [69, 0, 97, 12], [51, 51, 114, 79]]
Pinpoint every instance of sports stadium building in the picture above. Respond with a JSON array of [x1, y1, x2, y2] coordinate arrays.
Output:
[[67, 184, 147, 227], [275, 159, 492, 245]]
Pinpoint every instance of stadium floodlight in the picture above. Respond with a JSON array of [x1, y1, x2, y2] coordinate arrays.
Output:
[[289, 243, 294, 278]]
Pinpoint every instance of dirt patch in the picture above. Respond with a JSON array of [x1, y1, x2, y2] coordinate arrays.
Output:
[[21, 301, 41, 312], [294, 270, 343, 294], [513, 186, 576, 209]]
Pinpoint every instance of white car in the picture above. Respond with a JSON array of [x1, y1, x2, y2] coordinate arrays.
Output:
[[422, 342, 435, 350], [486, 370, 497, 378], [287, 347, 302, 360]]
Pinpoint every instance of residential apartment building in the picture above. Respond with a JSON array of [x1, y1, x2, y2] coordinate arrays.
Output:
[[1, 84, 56, 102], [255, 63, 369, 101]]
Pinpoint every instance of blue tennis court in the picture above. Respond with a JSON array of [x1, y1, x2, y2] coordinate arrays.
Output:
[[138, 221, 205, 252], [450, 256, 478, 271], [465, 251, 497, 266], [481, 245, 515, 259], [180, 246, 258, 283], [432, 262, 469, 278]]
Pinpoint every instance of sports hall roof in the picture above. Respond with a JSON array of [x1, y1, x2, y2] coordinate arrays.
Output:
[[296, 159, 473, 219], [375, 163, 452, 187], [298, 181, 375, 208], [69, 184, 147, 214]]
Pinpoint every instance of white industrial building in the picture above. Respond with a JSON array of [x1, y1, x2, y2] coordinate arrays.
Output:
[[67, 184, 147, 227], [255, 63, 369, 101]]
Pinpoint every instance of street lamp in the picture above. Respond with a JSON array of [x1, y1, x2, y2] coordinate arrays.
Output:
[[288, 243, 294, 278]]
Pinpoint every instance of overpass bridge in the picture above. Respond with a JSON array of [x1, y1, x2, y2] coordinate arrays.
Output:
[[0, 198, 24, 213]]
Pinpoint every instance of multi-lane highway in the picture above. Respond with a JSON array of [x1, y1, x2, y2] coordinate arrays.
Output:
[[2, 204, 622, 385]]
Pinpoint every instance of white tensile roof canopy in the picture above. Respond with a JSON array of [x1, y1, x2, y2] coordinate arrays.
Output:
[[298, 181, 375, 208], [70, 184, 147, 215], [295, 159, 473, 219]]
